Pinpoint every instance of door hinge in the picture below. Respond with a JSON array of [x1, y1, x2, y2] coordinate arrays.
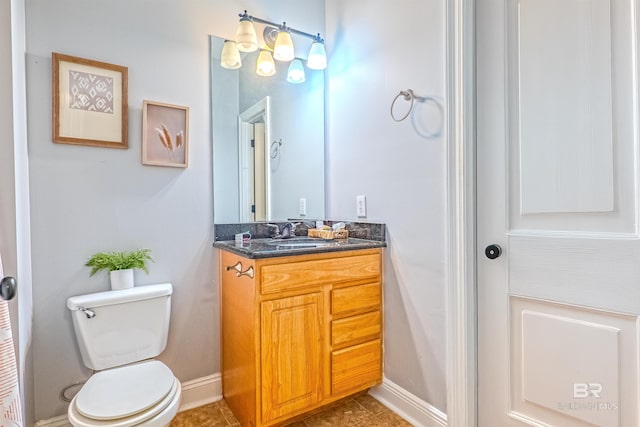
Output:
[[251, 204, 256, 213], [251, 139, 255, 148]]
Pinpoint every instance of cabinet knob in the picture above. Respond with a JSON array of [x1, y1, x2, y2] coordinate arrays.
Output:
[[226, 262, 254, 279], [226, 261, 242, 274], [238, 266, 254, 279]]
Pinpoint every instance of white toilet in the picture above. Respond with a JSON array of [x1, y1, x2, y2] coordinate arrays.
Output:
[[66, 283, 182, 427]]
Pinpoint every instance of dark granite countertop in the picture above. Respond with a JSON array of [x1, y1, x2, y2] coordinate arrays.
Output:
[[214, 220, 386, 242], [213, 237, 386, 259]]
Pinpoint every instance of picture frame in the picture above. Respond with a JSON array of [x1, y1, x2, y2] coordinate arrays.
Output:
[[142, 100, 189, 168], [52, 52, 128, 149]]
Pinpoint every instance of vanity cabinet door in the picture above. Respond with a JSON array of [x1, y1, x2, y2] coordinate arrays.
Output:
[[260, 292, 324, 423]]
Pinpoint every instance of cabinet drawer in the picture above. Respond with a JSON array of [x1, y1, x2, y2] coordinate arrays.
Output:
[[261, 254, 380, 294], [331, 340, 381, 394], [332, 311, 381, 348], [331, 282, 381, 317]]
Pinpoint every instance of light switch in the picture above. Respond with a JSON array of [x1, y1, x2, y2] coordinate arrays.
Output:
[[299, 198, 307, 216], [356, 195, 366, 217]]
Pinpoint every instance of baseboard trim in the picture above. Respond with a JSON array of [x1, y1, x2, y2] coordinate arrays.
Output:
[[179, 372, 222, 412], [369, 377, 448, 427], [35, 374, 445, 426], [34, 414, 71, 427], [34, 373, 223, 427]]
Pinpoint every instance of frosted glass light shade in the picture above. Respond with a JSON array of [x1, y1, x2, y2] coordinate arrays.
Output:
[[287, 59, 305, 84], [220, 40, 242, 69], [236, 18, 258, 52], [307, 40, 327, 70], [273, 30, 295, 61], [256, 50, 276, 76]]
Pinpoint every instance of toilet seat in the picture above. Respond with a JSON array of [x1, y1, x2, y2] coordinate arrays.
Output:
[[68, 361, 181, 427], [77, 360, 174, 419]]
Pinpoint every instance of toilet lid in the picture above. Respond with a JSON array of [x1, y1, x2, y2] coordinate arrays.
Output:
[[75, 360, 175, 420]]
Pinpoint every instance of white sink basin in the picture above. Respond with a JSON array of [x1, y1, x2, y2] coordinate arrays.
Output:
[[266, 238, 335, 249]]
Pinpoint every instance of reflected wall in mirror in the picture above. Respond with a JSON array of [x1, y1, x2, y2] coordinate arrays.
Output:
[[210, 35, 325, 223]]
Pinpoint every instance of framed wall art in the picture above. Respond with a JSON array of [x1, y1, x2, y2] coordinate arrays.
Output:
[[52, 52, 128, 148], [142, 100, 189, 168]]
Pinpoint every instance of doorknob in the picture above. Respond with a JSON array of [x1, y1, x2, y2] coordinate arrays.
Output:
[[485, 244, 502, 260], [0, 276, 16, 301]]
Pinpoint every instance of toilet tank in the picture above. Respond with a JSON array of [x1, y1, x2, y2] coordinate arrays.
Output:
[[67, 283, 172, 371]]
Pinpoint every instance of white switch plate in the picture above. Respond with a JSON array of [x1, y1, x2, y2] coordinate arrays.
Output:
[[356, 195, 366, 217], [299, 198, 307, 216]]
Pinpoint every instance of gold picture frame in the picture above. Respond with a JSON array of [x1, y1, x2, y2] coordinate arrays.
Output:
[[142, 100, 189, 168], [52, 52, 128, 148]]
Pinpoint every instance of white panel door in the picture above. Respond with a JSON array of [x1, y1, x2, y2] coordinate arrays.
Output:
[[477, 0, 640, 426]]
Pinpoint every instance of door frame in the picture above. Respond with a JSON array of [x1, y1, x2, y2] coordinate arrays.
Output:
[[2, 0, 32, 423], [238, 96, 272, 222], [445, 0, 477, 426]]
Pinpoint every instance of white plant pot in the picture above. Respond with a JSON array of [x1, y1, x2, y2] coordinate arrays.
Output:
[[110, 269, 134, 290]]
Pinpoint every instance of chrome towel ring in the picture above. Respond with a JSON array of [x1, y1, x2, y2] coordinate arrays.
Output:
[[390, 88, 444, 138], [391, 89, 420, 122], [270, 139, 283, 159]]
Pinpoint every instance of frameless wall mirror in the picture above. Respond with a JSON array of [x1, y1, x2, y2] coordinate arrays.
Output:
[[210, 35, 326, 223]]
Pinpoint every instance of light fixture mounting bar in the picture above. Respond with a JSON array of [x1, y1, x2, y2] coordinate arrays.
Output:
[[238, 11, 324, 42]]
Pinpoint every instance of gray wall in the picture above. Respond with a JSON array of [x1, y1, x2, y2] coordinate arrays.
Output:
[[325, 0, 448, 412], [25, 0, 325, 421]]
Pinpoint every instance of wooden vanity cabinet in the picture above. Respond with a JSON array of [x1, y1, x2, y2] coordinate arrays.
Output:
[[220, 248, 383, 427]]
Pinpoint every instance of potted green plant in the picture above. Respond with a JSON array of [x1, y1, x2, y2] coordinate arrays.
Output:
[[85, 249, 153, 290]]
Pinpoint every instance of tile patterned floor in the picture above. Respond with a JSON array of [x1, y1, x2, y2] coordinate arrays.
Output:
[[170, 393, 413, 427]]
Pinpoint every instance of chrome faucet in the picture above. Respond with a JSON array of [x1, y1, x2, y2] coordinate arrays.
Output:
[[281, 223, 295, 239], [266, 222, 299, 239], [265, 223, 281, 239], [281, 222, 301, 239]]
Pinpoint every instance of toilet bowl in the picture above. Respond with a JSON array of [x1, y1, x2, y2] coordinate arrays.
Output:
[[66, 284, 181, 427]]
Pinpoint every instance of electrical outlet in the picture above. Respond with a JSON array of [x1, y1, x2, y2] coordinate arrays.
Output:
[[356, 195, 366, 217], [299, 198, 307, 216]]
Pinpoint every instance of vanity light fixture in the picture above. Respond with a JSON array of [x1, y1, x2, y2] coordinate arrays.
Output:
[[273, 26, 295, 62], [235, 14, 258, 52], [256, 50, 276, 76], [220, 40, 242, 69], [287, 59, 305, 84], [307, 35, 327, 70], [223, 10, 328, 81]]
